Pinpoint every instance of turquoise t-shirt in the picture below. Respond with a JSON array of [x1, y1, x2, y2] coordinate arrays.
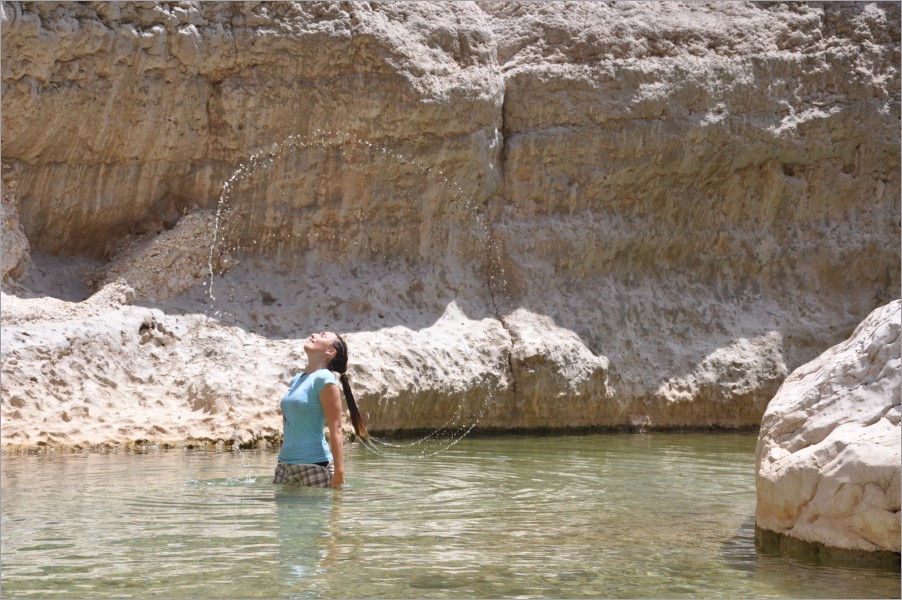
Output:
[[277, 369, 338, 464]]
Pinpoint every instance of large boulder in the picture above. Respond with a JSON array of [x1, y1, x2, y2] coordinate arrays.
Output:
[[756, 299, 901, 554]]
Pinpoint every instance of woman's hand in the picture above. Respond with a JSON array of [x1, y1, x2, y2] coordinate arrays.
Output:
[[331, 469, 345, 489]]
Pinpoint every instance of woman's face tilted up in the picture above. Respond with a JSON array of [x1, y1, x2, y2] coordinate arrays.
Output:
[[304, 331, 339, 355]]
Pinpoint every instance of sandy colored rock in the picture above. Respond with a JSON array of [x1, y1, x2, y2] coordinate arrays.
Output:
[[0, 291, 509, 449], [1, 1, 503, 258], [482, 1, 900, 424], [1, 2, 900, 449], [1, 164, 29, 280], [755, 300, 901, 553]]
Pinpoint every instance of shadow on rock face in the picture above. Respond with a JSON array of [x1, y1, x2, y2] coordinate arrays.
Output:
[[754, 526, 902, 569]]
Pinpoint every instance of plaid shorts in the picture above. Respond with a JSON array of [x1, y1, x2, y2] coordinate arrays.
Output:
[[273, 462, 333, 488]]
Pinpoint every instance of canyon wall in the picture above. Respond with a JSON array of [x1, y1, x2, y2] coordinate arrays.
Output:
[[1, 2, 899, 446]]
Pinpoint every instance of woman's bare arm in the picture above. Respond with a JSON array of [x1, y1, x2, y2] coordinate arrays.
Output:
[[321, 383, 345, 489]]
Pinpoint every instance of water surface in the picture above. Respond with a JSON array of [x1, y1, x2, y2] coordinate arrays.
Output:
[[2, 433, 899, 598]]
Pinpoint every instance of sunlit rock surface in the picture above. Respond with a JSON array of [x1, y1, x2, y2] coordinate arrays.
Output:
[[1, 2, 899, 448], [756, 300, 901, 554]]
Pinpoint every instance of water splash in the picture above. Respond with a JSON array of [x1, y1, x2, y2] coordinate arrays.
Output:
[[204, 130, 506, 458], [184, 475, 259, 487], [205, 130, 492, 313], [358, 389, 494, 459]]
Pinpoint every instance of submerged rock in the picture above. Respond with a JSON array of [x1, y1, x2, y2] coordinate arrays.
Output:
[[755, 300, 901, 554]]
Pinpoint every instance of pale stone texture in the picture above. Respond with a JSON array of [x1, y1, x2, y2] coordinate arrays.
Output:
[[756, 300, 901, 554], [0, 291, 509, 448], [1, 164, 29, 280], [0, 2, 900, 448], [1, 1, 503, 259]]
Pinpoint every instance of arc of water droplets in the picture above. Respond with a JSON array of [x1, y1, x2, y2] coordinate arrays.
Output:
[[206, 129, 486, 308], [360, 424, 479, 459], [358, 392, 492, 459], [363, 390, 486, 450], [365, 419, 466, 449], [206, 130, 504, 458]]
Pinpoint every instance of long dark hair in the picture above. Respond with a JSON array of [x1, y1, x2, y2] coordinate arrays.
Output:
[[328, 334, 369, 440]]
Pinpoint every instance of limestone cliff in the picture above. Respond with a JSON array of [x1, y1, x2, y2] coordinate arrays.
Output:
[[482, 1, 899, 425], [1, 2, 899, 446]]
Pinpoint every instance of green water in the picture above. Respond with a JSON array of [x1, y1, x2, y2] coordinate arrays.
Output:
[[1, 433, 898, 598]]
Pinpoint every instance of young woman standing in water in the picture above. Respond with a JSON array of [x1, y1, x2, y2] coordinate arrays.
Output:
[[273, 331, 368, 489]]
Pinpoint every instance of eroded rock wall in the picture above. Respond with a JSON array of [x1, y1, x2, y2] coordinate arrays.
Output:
[[1, 1, 503, 261], [482, 1, 900, 424], [1, 2, 899, 444], [1, 163, 29, 279]]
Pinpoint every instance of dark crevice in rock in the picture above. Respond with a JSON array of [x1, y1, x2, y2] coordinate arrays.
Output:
[[484, 77, 517, 404]]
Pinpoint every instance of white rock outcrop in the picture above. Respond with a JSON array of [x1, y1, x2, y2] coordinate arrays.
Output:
[[756, 300, 901, 554]]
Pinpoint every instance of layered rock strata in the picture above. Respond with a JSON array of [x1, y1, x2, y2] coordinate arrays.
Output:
[[1, 2, 900, 448], [756, 300, 901, 555]]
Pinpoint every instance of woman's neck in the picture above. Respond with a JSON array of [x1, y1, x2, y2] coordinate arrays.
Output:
[[304, 357, 329, 374]]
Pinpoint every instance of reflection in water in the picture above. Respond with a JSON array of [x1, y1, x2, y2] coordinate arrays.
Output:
[[721, 515, 759, 575], [274, 487, 343, 596]]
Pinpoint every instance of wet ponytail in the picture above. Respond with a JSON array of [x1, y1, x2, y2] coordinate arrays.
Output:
[[329, 335, 369, 440]]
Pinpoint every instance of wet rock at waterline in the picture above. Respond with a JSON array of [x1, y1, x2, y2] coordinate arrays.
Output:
[[1, 3, 900, 449], [755, 300, 902, 554]]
